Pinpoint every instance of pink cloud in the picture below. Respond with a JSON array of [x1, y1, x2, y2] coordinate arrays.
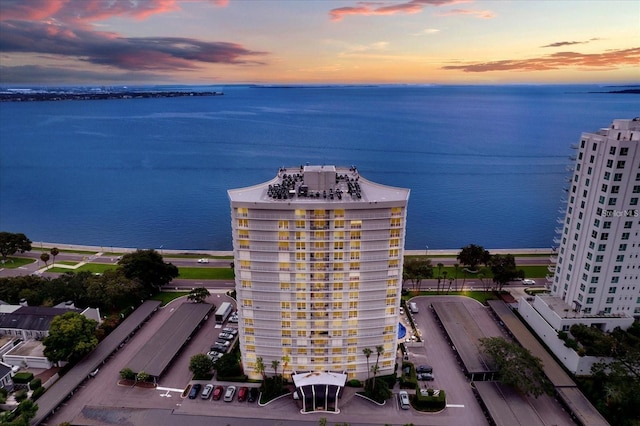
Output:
[[0, 0, 227, 25], [329, 0, 471, 21], [436, 8, 495, 19], [442, 48, 640, 72]]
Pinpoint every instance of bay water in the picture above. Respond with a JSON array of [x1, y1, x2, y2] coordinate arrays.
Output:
[[0, 85, 637, 250]]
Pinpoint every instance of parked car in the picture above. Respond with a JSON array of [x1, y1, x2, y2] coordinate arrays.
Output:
[[218, 332, 235, 340], [215, 339, 231, 347], [213, 345, 229, 353], [417, 373, 435, 381], [188, 384, 202, 399], [229, 312, 239, 323], [201, 384, 214, 399], [416, 365, 433, 374], [522, 279, 536, 285], [237, 386, 248, 402], [197, 258, 209, 263], [398, 391, 410, 410], [222, 327, 238, 335], [248, 387, 259, 403], [224, 386, 236, 402], [212, 385, 224, 401]]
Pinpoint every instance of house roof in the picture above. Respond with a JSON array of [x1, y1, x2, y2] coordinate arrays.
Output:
[[0, 362, 12, 378], [0, 306, 79, 331]]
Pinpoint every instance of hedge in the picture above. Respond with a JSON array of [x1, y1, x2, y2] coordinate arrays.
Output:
[[29, 378, 42, 390], [414, 388, 446, 410], [12, 372, 34, 384]]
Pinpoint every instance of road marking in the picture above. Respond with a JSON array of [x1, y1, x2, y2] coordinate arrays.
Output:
[[157, 386, 184, 393], [446, 404, 465, 408]]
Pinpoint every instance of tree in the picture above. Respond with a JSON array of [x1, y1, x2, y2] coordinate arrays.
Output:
[[50, 247, 59, 266], [189, 353, 214, 378], [479, 337, 553, 398], [363, 347, 372, 381], [118, 249, 178, 291], [119, 367, 135, 381], [16, 399, 38, 426], [0, 232, 32, 262], [187, 287, 210, 303], [281, 354, 290, 378], [436, 263, 444, 293], [403, 257, 433, 293], [43, 312, 98, 363], [271, 359, 280, 376], [85, 269, 145, 312], [40, 252, 50, 267], [489, 254, 518, 291], [256, 356, 266, 380], [457, 244, 490, 272], [453, 263, 460, 291]]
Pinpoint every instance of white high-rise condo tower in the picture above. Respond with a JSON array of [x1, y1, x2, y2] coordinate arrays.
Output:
[[228, 165, 410, 380], [550, 118, 640, 319]]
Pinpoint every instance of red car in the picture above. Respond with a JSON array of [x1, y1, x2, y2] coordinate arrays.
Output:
[[212, 385, 224, 401], [237, 386, 248, 402]]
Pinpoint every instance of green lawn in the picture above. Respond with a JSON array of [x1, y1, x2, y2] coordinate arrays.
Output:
[[0, 257, 35, 269], [430, 264, 548, 280], [404, 290, 500, 305], [177, 267, 234, 280], [150, 291, 190, 306]]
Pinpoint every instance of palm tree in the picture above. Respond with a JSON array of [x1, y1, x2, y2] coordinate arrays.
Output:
[[271, 359, 280, 376], [363, 347, 372, 381], [437, 263, 444, 293], [453, 263, 460, 291], [442, 271, 448, 292], [370, 364, 380, 392], [281, 354, 290, 379], [375, 345, 384, 369], [50, 247, 59, 266], [256, 357, 266, 380], [40, 252, 50, 267]]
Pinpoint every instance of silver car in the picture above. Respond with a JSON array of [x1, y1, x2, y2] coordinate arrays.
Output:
[[224, 385, 236, 402]]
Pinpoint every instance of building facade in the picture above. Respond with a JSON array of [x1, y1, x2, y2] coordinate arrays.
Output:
[[547, 118, 640, 327], [228, 165, 410, 380]]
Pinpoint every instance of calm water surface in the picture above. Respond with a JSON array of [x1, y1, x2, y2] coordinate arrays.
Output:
[[0, 85, 637, 250]]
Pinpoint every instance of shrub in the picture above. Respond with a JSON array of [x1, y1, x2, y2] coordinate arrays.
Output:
[[12, 372, 34, 384], [346, 379, 362, 387], [14, 389, 28, 402], [414, 388, 446, 411], [119, 368, 135, 380], [29, 378, 42, 390], [31, 387, 45, 401]]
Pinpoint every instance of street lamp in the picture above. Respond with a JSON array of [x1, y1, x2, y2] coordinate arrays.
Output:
[[425, 245, 429, 257]]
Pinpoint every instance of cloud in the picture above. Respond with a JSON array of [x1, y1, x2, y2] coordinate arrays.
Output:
[[329, 0, 471, 21], [0, 20, 265, 72], [436, 8, 495, 19], [541, 38, 600, 48], [0, 0, 228, 24], [442, 48, 640, 72], [414, 28, 440, 35], [0, 64, 172, 85]]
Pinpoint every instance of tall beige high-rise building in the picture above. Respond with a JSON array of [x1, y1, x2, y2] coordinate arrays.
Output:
[[228, 165, 410, 380]]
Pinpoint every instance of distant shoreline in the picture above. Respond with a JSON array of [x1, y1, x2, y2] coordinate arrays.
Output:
[[0, 90, 224, 102]]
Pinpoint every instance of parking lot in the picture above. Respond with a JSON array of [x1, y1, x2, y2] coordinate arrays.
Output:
[[43, 293, 574, 426]]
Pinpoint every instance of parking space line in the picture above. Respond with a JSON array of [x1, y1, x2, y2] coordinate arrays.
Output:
[[446, 404, 465, 408]]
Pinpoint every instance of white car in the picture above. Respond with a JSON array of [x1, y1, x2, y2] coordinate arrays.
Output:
[[197, 258, 209, 264], [522, 279, 536, 285]]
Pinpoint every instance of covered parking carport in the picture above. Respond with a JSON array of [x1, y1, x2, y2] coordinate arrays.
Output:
[[32, 300, 162, 425]]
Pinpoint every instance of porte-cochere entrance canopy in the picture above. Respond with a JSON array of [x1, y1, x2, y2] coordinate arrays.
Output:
[[292, 371, 347, 413]]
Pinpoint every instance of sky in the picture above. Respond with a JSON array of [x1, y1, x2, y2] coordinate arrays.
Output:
[[0, 0, 638, 86]]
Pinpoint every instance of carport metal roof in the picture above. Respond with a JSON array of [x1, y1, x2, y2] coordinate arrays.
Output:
[[431, 301, 494, 375], [127, 303, 212, 378]]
